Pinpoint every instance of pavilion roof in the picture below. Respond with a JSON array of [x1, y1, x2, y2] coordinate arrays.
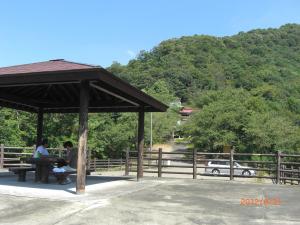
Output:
[[0, 59, 98, 75], [0, 59, 168, 113]]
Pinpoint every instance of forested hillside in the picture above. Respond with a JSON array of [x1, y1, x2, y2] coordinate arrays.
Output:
[[109, 23, 300, 154], [1, 24, 300, 156]]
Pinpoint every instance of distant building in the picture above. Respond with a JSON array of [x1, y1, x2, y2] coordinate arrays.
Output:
[[179, 107, 193, 117]]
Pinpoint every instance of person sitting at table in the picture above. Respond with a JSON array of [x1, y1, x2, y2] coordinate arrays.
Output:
[[64, 141, 77, 170], [52, 141, 76, 184], [55, 141, 76, 170], [33, 138, 49, 158]]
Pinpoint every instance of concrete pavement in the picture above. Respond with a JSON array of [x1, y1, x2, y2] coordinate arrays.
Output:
[[0, 172, 299, 225]]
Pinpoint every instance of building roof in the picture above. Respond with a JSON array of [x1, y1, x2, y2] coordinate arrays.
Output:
[[0, 59, 98, 76], [0, 60, 168, 113]]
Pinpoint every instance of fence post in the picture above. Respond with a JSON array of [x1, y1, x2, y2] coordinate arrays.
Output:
[[88, 149, 92, 170], [158, 148, 162, 177], [107, 158, 110, 171], [93, 158, 96, 171], [125, 149, 130, 176], [0, 144, 4, 169], [276, 151, 281, 184], [298, 168, 300, 185], [193, 149, 197, 179], [120, 158, 123, 170], [230, 148, 234, 180]]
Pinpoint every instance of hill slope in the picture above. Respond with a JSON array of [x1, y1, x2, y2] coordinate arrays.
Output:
[[109, 23, 300, 103], [109, 24, 300, 153]]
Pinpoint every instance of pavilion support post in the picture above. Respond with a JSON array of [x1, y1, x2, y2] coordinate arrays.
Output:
[[76, 80, 90, 194], [137, 110, 145, 181], [36, 107, 44, 145]]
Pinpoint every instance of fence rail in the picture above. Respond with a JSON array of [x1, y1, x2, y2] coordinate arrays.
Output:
[[1, 144, 300, 185], [0, 144, 125, 172], [89, 158, 125, 171], [126, 148, 300, 185]]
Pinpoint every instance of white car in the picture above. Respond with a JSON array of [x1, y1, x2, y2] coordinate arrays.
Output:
[[205, 160, 256, 176]]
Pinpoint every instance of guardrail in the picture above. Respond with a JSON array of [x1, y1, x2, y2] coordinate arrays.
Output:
[[126, 148, 300, 185]]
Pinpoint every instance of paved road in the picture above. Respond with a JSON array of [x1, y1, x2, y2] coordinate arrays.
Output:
[[0, 176, 299, 225]]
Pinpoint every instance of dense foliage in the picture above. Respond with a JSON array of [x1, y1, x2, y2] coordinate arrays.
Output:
[[109, 23, 300, 153], [1, 24, 300, 155]]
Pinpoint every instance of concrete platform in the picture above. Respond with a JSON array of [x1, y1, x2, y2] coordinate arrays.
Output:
[[0, 171, 299, 225]]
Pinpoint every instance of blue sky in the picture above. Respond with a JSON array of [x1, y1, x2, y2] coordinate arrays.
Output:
[[1, 0, 300, 68]]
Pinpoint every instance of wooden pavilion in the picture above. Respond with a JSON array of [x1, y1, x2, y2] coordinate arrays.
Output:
[[0, 59, 168, 194]]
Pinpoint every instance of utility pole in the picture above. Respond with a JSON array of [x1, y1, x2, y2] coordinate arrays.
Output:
[[150, 112, 153, 151]]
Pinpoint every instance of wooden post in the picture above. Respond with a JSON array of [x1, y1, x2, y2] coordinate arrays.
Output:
[[36, 107, 44, 145], [87, 149, 91, 170], [193, 149, 197, 179], [0, 144, 4, 169], [298, 168, 300, 185], [33, 144, 36, 151], [94, 158, 96, 171], [230, 148, 234, 180], [107, 158, 110, 171], [276, 151, 281, 184], [125, 149, 130, 176], [76, 80, 90, 194], [158, 148, 162, 178], [137, 110, 144, 181]]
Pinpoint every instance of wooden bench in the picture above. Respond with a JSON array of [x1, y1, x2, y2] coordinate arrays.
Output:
[[9, 167, 36, 182], [50, 170, 93, 184]]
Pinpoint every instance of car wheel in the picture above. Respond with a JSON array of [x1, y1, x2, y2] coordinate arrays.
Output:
[[212, 169, 220, 176], [242, 170, 251, 176]]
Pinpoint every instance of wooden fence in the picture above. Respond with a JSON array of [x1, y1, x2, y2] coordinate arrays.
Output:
[[1, 144, 299, 185], [89, 158, 125, 171], [0, 144, 124, 171], [126, 148, 300, 185]]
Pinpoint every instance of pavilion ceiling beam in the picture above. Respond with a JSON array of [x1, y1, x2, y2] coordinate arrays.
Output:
[[90, 83, 139, 107], [0, 100, 37, 113], [0, 93, 40, 108], [91, 88, 102, 102], [67, 83, 80, 99], [50, 85, 65, 103], [0, 92, 71, 108], [98, 69, 168, 112], [43, 106, 157, 113], [42, 84, 52, 99], [23, 86, 46, 99], [58, 84, 77, 103]]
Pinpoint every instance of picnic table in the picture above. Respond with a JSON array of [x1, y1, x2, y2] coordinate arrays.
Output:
[[26, 157, 62, 183]]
